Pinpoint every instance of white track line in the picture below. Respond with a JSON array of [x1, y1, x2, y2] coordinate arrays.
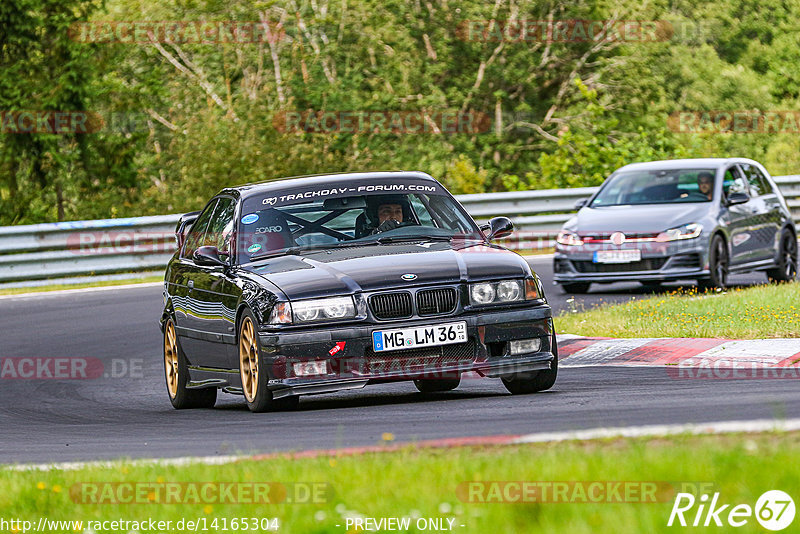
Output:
[[5, 454, 245, 472], [512, 418, 800, 444], [0, 282, 163, 301], [7, 418, 800, 472]]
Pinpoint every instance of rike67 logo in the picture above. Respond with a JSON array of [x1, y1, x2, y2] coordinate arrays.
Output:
[[668, 490, 795, 530]]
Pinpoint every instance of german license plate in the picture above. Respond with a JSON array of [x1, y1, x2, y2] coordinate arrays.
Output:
[[372, 321, 468, 353], [593, 249, 641, 263]]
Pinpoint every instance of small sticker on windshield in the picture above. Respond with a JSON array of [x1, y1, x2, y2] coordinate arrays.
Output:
[[247, 244, 262, 253], [241, 214, 259, 225]]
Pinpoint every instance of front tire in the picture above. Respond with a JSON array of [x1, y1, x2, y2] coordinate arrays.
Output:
[[767, 230, 798, 283], [560, 282, 591, 294], [164, 318, 217, 409], [698, 235, 728, 290], [502, 336, 558, 395], [239, 310, 298, 413]]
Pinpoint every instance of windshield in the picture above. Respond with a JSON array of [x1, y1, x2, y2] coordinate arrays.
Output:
[[236, 181, 482, 263], [590, 169, 717, 207]]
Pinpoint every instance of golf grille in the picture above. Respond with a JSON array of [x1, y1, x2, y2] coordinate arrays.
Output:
[[572, 258, 667, 273], [416, 288, 458, 316], [369, 292, 413, 319]]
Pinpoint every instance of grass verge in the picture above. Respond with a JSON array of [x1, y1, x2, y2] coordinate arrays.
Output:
[[556, 281, 800, 338], [0, 276, 163, 297], [1, 431, 798, 533]]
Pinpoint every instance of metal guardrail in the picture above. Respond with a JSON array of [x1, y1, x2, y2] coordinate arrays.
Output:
[[1, 176, 799, 285]]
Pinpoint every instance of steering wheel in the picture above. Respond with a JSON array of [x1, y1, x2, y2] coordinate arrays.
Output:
[[372, 220, 414, 234]]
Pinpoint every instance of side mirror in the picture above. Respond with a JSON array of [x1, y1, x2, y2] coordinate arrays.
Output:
[[487, 216, 514, 240], [193, 246, 228, 268], [574, 198, 589, 210], [726, 192, 749, 205]]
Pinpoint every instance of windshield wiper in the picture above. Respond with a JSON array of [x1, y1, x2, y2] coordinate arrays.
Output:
[[249, 240, 378, 261], [375, 234, 453, 244]]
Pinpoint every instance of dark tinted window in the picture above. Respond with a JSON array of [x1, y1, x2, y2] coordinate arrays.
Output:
[[181, 199, 218, 259], [206, 197, 236, 259], [741, 164, 774, 197], [237, 191, 480, 263]]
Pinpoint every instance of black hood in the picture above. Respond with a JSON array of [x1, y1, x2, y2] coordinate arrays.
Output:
[[240, 242, 532, 300]]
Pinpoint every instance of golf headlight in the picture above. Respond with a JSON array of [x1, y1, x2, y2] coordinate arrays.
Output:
[[657, 223, 703, 242], [470, 280, 528, 306], [556, 230, 583, 246], [291, 296, 356, 323]]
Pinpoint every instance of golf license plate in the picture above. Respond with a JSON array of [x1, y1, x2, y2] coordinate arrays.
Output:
[[593, 249, 641, 264], [372, 321, 468, 353]]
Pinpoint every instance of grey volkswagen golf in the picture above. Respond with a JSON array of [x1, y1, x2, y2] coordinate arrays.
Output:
[[553, 158, 797, 293]]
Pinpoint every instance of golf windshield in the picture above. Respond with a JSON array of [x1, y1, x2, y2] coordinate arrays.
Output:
[[590, 169, 717, 207], [237, 183, 482, 262]]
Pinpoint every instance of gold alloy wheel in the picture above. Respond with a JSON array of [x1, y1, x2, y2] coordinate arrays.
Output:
[[164, 321, 179, 399], [239, 316, 259, 403]]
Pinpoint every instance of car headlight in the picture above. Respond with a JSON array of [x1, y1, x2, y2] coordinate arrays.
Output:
[[470, 280, 536, 306], [270, 296, 356, 324], [556, 230, 583, 246], [292, 296, 356, 323], [470, 283, 496, 305], [657, 223, 703, 242]]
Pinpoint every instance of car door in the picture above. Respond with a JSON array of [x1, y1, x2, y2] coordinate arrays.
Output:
[[185, 196, 240, 369], [172, 199, 218, 364], [740, 163, 782, 261], [720, 165, 758, 265]]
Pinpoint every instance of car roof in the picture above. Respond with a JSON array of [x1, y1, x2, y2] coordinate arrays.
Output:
[[217, 171, 439, 200], [617, 158, 759, 171], [615, 158, 763, 172]]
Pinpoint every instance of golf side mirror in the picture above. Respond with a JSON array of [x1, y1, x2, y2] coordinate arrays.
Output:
[[726, 192, 749, 205]]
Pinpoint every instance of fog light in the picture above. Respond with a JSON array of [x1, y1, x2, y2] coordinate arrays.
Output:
[[293, 360, 328, 377], [509, 338, 541, 355]]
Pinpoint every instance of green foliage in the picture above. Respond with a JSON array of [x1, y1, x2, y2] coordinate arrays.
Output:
[[442, 155, 488, 195], [4, 0, 800, 223]]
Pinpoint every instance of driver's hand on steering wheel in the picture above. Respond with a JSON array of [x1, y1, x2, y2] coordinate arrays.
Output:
[[373, 219, 402, 234]]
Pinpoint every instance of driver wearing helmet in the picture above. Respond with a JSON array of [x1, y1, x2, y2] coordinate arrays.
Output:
[[360, 194, 414, 235]]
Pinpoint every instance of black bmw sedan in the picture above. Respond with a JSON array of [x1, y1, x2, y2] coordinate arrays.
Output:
[[161, 171, 557, 412]]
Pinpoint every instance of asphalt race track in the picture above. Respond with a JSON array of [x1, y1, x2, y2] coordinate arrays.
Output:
[[0, 256, 790, 465]]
